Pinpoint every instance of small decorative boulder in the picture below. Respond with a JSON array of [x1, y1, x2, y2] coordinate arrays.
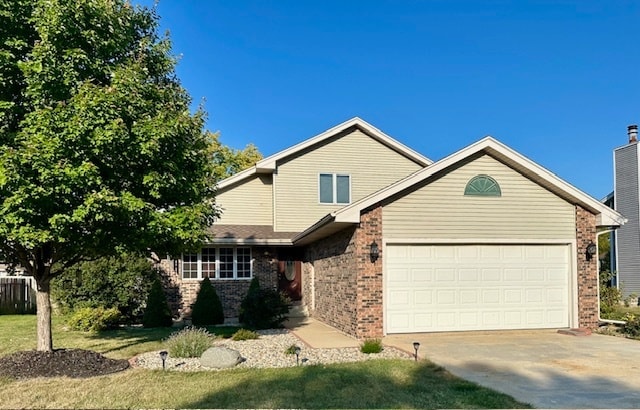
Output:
[[200, 347, 243, 369]]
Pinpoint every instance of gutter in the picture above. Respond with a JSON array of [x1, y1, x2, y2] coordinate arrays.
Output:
[[596, 228, 627, 325]]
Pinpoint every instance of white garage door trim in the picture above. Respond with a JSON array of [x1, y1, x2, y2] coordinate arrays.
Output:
[[384, 242, 576, 334]]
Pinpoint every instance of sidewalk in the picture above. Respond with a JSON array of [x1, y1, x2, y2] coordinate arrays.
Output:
[[284, 317, 360, 349]]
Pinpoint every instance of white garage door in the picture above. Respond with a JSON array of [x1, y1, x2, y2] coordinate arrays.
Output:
[[386, 244, 570, 333]]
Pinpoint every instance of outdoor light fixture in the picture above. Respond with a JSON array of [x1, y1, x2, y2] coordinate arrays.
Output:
[[413, 342, 420, 362], [370, 241, 379, 263], [159, 350, 168, 370], [173, 259, 180, 273], [294, 346, 301, 366], [586, 241, 597, 261]]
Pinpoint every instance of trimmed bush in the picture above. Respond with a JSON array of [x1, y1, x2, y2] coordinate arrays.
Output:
[[143, 276, 173, 328], [165, 327, 216, 358], [67, 306, 121, 332], [52, 253, 156, 323], [239, 277, 291, 329], [624, 313, 640, 337], [231, 328, 259, 341], [360, 338, 383, 354], [191, 277, 224, 326]]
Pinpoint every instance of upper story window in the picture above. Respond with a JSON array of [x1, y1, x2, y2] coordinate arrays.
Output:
[[182, 247, 252, 280], [319, 173, 350, 204], [464, 175, 502, 197]]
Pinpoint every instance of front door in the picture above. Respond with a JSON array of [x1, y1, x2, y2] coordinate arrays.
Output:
[[278, 260, 302, 301]]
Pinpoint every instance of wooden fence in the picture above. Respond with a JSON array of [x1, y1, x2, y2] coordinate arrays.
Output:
[[0, 276, 36, 314]]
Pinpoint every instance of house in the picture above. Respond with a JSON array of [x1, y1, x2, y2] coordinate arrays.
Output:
[[604, 125, 640, 303], [160, 117, 624, 338]]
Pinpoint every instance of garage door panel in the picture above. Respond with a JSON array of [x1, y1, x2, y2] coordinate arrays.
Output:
[[386, 244, 570, 333]]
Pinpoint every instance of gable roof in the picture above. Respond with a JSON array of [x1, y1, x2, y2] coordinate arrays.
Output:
[[293, 136, 626, 245], [217, 117, 433, 190]]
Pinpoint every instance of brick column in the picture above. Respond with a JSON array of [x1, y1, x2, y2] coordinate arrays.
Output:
[[576, 205, 599, 329], [355, 205, 384, 338]]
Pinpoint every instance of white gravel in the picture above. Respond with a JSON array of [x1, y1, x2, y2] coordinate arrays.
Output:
[[133, 329, 412, 371]]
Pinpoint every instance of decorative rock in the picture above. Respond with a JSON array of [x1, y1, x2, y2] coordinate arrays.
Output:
[[200, 347, 243, 368]]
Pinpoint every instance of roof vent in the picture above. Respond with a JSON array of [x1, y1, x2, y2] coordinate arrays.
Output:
[[628, 124, 638, 143]]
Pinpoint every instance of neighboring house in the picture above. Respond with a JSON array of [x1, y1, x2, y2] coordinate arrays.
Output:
[[159, 117, 624, 338], [604, 125, 640, 302]]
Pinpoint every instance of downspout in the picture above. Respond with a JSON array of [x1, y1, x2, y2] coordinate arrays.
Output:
[[596, 229, 626, 325]]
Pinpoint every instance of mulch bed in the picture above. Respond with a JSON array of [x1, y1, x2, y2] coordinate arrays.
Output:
[[0, 349, 129, 379]]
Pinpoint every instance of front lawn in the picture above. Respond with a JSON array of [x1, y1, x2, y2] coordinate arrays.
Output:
[[0, 315, 530, 409]]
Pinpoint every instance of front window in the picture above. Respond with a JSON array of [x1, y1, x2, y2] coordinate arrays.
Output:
[[319, 173, 350, 204], [182, 247, 253, 280]]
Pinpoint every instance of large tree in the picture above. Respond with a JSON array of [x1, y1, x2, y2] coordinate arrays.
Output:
[[0, 0, 217, 351], [209, 131, 262, 180]]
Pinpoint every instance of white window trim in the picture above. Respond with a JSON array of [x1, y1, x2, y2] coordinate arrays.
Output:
[[182, 247, 253, 280], [318, 172, 351, 205]]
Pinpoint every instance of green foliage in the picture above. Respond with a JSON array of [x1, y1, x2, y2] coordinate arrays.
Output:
[[239, 277, 291, 330], [360, 338, 383, 354], [51, 253, 155, 323], [624, 313, 640, 337], [284, 344, 299, 355], [231, 328, 259, 341], [67, 306, 121, 332], [165, 326, 215, 358], [209, 131, 262, 181], [142, 276, 173, 328], [599, 270, 624, 319], [0, 0, 218, 349], [191, 277, 224, 326]]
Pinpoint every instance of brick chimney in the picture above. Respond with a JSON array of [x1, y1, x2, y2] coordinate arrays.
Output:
[[628, 124, 638, 143]]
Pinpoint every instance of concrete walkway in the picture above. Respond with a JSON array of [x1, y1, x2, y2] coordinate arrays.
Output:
[[284, 317, 360, 348]]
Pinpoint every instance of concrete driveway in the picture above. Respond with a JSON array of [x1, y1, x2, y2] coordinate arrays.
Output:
[[383, 330, 640, 409]]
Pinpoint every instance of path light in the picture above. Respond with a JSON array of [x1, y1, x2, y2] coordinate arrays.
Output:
[[413, 342, 420, 362], [294, 346, 301, 366], [159, 350, 168, 370]]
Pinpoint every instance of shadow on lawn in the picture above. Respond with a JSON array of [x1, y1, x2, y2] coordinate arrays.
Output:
[[177, 360, 532, 409]]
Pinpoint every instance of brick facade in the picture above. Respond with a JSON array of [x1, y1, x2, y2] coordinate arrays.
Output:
[[576, 205, 599, 329], [303, 226, 359, 336], [303, 205, 384, 339], [161, 247, 279, 320]]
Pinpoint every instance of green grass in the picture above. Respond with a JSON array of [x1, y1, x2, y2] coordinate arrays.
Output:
[[0, 315, 531, 409]]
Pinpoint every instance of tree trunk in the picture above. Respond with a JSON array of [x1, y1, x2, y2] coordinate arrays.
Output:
[[36, 280, 53, 352]]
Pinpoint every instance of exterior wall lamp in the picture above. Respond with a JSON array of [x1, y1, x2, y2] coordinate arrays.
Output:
[[370, 241, 379, 263], [586, 241, 597, 261]]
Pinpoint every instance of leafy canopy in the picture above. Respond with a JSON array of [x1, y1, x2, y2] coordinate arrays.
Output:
[[0, 0, 218, 281], [0, 0, 219, 350]]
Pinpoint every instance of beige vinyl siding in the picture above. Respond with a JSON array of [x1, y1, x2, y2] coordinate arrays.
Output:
[[383, 154, 576, 240], [216, 174, 273, 225], [276, 129, 423, 232]]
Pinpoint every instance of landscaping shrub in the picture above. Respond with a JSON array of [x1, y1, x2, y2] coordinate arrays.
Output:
[[52, 253, 156, 323], [67, 306, 122, 332], [600, 270, 625, 319], [231, 328, 259, 341], [165, 327, 215, 358], [239, 277, 291, 329], [360, 338, 383, 354], [191, 277, 224, 326], [624, 313, 640, 337], [142, 276, 173, 328]]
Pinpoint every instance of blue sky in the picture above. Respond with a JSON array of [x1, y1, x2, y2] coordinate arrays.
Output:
[[138, 0, 639, 199]]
